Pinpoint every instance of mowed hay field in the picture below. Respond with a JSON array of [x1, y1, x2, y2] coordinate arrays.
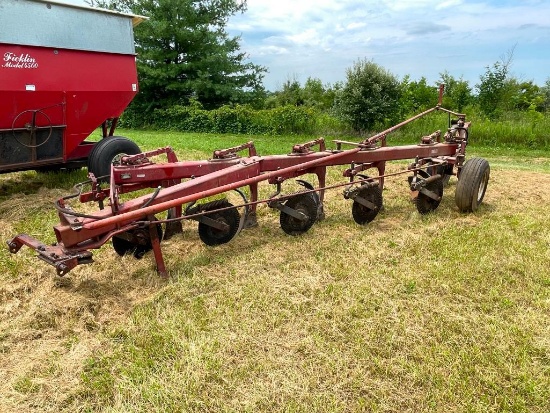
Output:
[[0, 145, 548, 412]]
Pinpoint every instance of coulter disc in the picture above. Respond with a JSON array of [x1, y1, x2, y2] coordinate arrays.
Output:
[[414, 171, 444, 215], [198, 203, 241, 246], [112, 223, 163, 259], [351, 184, 383, 225], [279, 192, 318, 236]]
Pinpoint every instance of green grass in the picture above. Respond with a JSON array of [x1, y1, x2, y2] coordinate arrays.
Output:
[[0, 130, 548, 412], [389, 110, 550, 150]]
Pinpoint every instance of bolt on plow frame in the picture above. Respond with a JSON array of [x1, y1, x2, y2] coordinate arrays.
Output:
[[7, 86, 490, 276]]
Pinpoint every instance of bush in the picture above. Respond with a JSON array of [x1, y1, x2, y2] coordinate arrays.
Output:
[[335, 60, 401, 131], [266, 106, 317, 135], [124, 104, 323, 136]]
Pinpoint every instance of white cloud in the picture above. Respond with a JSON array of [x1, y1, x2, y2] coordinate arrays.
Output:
[[346, 22, 368, 30], [258, 45, 289, 56], [436, 0, 463, 10]]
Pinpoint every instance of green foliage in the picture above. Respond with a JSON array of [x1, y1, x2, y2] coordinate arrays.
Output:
[[335, 59, 401, 131], [476, 55, 513, 118], [273, 78, 304, 107], [121, 98, 550, 149], [543, 79, 550, 112], [136, 104, 322, 135], [473, 111, 550, 148], [438, 71, 473, 112], [268, 77, 342, 112], [387, 108, 550, 149], [96, 0, 266, 112], [400, 76, 438, 115], [508, 80, 546, 112], [267, 105, 317, 135]]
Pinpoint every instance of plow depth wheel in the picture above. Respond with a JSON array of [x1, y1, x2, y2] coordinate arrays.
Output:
[[455, 157, 490, 212], [112, 223, 163, 259], [280, 192, 318, 236], [351, 184, 383, 225], [414, 170, 444, 215], [198, 206, 240, 246]]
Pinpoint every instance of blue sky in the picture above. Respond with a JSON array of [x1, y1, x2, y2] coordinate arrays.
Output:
[[67, 0, 550, 91]]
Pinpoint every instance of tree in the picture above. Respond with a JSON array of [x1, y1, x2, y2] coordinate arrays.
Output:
[[90, 0, 266, 112], [302, 78, 341, 111], [542, 79, 550, 112], [475, 48, 514, 118], [274, 77, 304, 107], [399, 76, 437, 116], [508, 80, 545, 112], [438, 71, 472, 112], [336, 60, 401, 131]]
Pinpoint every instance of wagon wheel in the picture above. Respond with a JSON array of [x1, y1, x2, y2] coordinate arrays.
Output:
[[112, 222, 163, 259], [87, 136, 141, 181], [280, 191, 318, 236], [351, 181, 383, 225], [198, 203, 241, 246], [455, 157, 490, 212], [12, 109, 53, 148], [414, 170, 444, 215]]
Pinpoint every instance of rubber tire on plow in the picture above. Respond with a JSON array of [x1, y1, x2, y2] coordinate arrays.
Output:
[[87, 136, 141, 181], [351, 183, 383, 225], [198, 205, 240, 246], [112, 223, 163, 259], [414, 170, 444, 215], [455, 157, 490, 212], [280, 192, 318, 236]]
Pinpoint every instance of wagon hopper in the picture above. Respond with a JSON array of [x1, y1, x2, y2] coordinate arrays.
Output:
[[0, 0, 145, 173]]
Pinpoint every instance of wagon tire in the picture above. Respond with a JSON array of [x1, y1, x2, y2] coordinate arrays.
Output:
[[455, 157, 490, 212], [87, 136, 141, 181]]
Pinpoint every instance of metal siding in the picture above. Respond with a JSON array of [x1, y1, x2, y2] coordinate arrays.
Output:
[[0, 0, 136, 54]]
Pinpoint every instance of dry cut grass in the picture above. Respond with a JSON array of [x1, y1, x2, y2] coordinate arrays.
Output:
[[0, 158, 548, 412]]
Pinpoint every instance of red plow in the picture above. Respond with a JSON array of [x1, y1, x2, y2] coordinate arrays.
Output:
[[7, 86, 490, 276]]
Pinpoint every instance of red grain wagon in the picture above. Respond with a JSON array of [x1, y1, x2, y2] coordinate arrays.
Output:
[[0, 0, 145, 174]]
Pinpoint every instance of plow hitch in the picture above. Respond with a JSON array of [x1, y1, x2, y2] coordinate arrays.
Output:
[[8, 234, 93, 277]]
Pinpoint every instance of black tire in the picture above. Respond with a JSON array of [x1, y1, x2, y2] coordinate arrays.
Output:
[[280, 192, 318, 236], [455, 157, 490, 212], [414, 170, 444, 215], [87, 136, 141, 180]]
